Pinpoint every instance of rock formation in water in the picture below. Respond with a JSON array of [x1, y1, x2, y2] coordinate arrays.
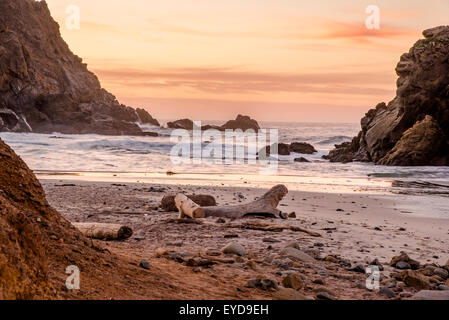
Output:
[[0, 0, 159, 135], [326, 26, 449, 166], [167, 115, 260, 132]]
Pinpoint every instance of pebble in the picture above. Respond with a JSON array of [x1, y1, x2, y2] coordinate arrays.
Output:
[[139, 259, 150, 270], [247, 278, 278, 290], [280, 247, 315, 262], [316, 292, 336, 300], [222, 242, 246, 256], [281, 273, 304, 290], [379, 286, 396, 298], [396, 261, 411, 270]]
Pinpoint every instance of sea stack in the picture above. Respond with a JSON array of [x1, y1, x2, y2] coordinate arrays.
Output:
[[326, 26, 449, 166]]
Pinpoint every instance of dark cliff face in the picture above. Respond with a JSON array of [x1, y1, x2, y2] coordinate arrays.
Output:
[[0, 0, 159, 135], [326, 26, 449, 166]]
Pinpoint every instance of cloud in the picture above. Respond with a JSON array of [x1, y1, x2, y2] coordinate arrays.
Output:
[[93, 66, 394, 96]]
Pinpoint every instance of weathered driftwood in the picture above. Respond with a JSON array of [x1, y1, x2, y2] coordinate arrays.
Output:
[[161, 194, 216, 212], [175, 184, 288, 219], [73, 222, 133, 240], [175, 194, 206, 219], [165, 219, 321, 237]]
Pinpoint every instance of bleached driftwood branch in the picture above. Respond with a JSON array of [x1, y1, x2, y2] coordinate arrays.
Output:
[[73, 222, 133, 240]]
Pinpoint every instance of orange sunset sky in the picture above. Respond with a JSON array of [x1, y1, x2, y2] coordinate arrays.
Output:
[[45, 0, 449, 123]]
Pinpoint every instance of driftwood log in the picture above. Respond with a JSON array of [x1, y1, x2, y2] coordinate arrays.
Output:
[[73, 222, 133, 240], [161, 194, 216, 212], [175, 194, 206, 219], [175, 184, 288, 219]]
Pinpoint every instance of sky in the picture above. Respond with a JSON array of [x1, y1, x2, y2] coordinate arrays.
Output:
[[44, 0, 449, 123]]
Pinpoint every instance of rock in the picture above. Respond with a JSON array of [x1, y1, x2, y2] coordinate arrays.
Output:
[[396, 261, 412, 270], [289, 142, 317, 154], [438, 285, 449, 291], [349, 264, 366, 273], [280, 247, 315, 263], [379, 286, 396, 299], [139, 259, 150, 270], [401, 270, 431, 290], [160, 194, 216, 212], [220, 114, 260, 132], [390, 252, 420, 270], [315, 292, 336, 300], [281, 273, 304, 290], [167, 119, 194, 130], [247, 278, 278, 290], [326, 27, 449, 166], [288, 212, 296, 218], [370, 258, 384, 271], [410, 290, 449, 300], [294, 157, 310, 163], [273, 288, 312, 300], [434, 267, 449, 279], [222, 242, 246, 256], [136, 108, 160, 126], [379, 116, 447, 165], [0, 0, 159, 135], [263, 143, 291, 156]]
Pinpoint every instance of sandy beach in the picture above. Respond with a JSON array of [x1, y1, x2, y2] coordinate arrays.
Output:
[[39, 176, 449, 300]]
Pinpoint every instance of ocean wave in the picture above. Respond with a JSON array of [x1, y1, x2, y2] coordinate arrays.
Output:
[[317, 136, 352, 145]]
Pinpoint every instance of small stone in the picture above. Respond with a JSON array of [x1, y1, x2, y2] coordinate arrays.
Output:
[[216, 218, 226, 224], [288, 212, 296, 218], [369, 258, 384, 271], [139, 259, 150, 270], [390, 252, 420, 269], [350, 264, 366, 273], [273, 288, 312, 300], [279, 212, 288, 219], [316, 292, 336, 300], [313, 278, 325, 285], [438, 284, 449, 291], [399, 292, 413, 298], [396, 261, 411, 270], [263, 238, 281, 243], [280, 247, 315, 262], [379, 286, 396, 298], [336, 209, 344, 212], [281, 273, 304, 290], [247, 278, 278, 290], [410, 290, 449, 300], [222, 242, 246, 256]]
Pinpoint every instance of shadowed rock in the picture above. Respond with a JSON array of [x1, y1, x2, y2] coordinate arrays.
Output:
[[326, 26, 449, 166], [0, 0, 159, 135]]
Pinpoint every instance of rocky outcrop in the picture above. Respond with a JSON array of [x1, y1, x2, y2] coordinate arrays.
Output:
[[168, 115, 260, 132], [262, 142, 317, 156], [221, 114, 260, 132], [327, 26, 449, 166], [0, 0, 159, 135], [289, 142, 317, 154], [167, 119, 194, 130]]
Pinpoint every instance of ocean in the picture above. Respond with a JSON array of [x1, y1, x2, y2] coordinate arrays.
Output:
[[2, 121, 449, 195]]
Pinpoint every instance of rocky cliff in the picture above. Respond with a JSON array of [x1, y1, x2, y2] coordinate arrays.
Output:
[[0, 0, 159, 135], [326, 26, 449, 166]]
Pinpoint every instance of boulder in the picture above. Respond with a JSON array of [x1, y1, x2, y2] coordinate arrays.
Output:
[[262, 143, 291, 156], [289, 142, 317, 154], [327, 26, 449, 166], [401, 270, 431, 290], [0, 0, 159, 135], [136, 108, 160, 126], [160, 194, 217, 212]]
